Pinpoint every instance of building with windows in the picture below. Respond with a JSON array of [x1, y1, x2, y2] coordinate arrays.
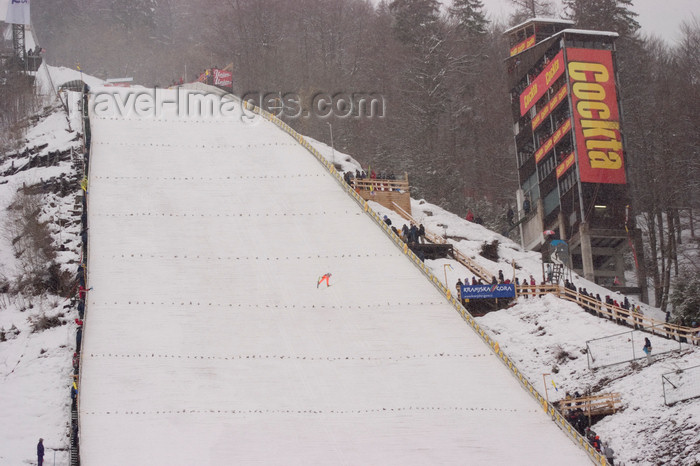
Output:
[[504, 18, 646, 301]]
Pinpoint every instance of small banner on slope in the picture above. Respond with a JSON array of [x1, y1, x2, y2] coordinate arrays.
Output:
[[461, 284, 516, 300]]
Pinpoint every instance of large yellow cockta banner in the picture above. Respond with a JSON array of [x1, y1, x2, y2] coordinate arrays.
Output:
[[568, 48, 626, 184]]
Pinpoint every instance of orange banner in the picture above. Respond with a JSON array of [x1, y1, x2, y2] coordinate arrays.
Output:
[[556, 153, 575, 179], [510, 35, 536, 57], [568, 48, 626, 184], [534, 118, 572, 163], [532, 86, 568, 130], [520, 50, 565, 116]]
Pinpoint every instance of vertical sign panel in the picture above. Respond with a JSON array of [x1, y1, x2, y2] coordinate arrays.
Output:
[[567, 48, 626, 184]]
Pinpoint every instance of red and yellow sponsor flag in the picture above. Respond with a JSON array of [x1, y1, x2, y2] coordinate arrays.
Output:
[[510, 34, 536, 57], [519, 50, 565, 116], [534, 118, 572, 163], [532, 86, 568, 130], [556, 153, 576, 179]]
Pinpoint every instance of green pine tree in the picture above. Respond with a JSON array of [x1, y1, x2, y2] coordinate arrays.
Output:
[[110, 0, 157, 32], [562, 0, 640, 37], [449, 0, 489, 36], [389, 0, 441, 46], [670, 268, 700, 325]]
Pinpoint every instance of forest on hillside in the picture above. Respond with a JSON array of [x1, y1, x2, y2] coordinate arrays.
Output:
[[3, 0, 698, 316]]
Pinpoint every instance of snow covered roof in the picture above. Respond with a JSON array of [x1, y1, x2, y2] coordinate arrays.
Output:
[[506, 26, 620, 59], [504, 17, 575, 35], [560, 28, 620, 38]]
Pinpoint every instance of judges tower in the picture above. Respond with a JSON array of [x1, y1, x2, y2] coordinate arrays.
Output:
[[504, 18, 647, 301]]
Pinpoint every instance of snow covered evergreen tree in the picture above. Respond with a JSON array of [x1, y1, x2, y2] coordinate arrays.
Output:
[[508, 0, 554, 25], [562, 0, 640, 37], [110, 0, 158, 32], [448, 0, 488, 36], [670, 268, 700, 325], [389, 0, 441, 47]]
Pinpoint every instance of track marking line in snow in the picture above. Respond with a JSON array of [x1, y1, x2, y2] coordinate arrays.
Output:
[[85, 352, 493, 361], [89, 301, 445, 310], [81, 406, 537, 416]]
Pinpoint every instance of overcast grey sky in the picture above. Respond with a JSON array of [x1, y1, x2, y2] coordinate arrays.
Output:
[[476, 0, 699, 43], [1, 0, 698, 44]]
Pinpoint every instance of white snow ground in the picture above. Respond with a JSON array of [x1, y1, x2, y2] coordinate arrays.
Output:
[[0, 79, 85, 465], [78, 87, 591, 465]]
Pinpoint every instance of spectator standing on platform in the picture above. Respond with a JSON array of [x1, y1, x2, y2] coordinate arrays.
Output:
[[456, 279, 463, 300], [466, 209, 474, 222], [498, 270, 504, 283], [507, 206, 514, 226], [37, 438, 44, 466], [418, 224, 426, 244], [523, 197, 531, 214], [409, 224, 419, 243]]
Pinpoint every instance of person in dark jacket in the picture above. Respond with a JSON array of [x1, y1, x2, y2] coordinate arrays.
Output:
[[77, 299, 85, 320], [418, 224, 426, 244], [409, 224, 419, 243], [643, 337, 652, 362], [498, 270, 504, 283], [37, 438, 44, 466]]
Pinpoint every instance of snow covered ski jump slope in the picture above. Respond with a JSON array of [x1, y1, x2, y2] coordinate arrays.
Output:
[[79, 87, 591, 465]]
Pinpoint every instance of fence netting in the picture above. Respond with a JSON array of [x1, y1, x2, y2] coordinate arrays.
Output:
[[586, 329, 685, 369], [663, 365, 700, 405]]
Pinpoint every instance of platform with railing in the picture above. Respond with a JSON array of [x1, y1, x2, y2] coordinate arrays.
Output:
[[557, 393, 622, 417], [351, 175, 411, 215]]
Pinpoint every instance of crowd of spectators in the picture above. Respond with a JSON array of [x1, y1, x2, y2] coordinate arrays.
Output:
[[344, 169, 402, 191], [561, 393, 616, 465]]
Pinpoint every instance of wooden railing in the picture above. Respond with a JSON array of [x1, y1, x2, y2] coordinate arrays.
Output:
[[352, 176, 409, 192], [517, 284, 699, 345], [390, 201, 700, 346], [391, 202, 494, 281], [557, 393, 622, 417]]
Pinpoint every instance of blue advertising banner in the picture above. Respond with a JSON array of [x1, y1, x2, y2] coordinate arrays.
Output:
[[461, 284, 516, 299]]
